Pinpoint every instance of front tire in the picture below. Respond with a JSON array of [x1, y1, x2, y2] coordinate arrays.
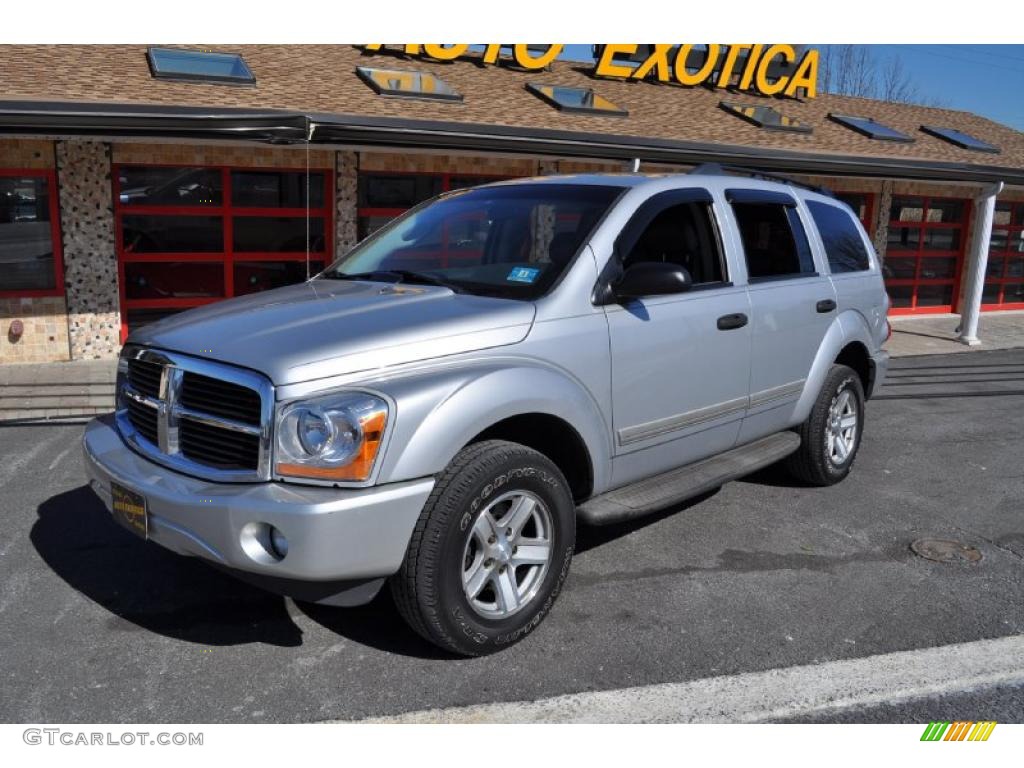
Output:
[[391, 440, 575, 656], [785, 364, 865, 486]]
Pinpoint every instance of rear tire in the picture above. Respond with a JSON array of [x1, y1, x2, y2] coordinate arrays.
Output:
[[391, 440, 575, 656], [785, 364, 865, 486]]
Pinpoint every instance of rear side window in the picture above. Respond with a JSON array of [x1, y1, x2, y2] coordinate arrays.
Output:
[[732, 202, 815, 280], [807, 200, 872, 274]]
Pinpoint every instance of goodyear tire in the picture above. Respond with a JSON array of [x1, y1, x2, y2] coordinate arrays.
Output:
[[786, 364, 865, 486], [391, 440, 575, 656]]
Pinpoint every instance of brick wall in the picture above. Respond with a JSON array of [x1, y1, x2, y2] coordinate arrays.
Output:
[[112, 142, 334, 169], [0, 297, 71, 363], [359, 151, 537, 176]]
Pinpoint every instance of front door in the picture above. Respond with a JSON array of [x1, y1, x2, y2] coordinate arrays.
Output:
[[605, 190, 752, 487]]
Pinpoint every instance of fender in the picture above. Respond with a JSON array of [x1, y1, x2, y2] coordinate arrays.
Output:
[[791, 309, 874, 423], [370, 357, 614, 493]]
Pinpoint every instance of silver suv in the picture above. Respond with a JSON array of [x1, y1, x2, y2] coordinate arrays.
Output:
[[84, 169, 890, 655]]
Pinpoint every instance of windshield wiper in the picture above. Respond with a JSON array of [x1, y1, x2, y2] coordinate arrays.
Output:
[[323, 270, 465, 293]]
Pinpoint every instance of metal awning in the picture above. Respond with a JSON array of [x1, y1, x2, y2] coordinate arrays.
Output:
[[1, 99, 1020, 186]]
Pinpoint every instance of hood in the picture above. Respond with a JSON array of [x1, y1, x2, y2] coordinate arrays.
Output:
[[130, 279, 536, 385]]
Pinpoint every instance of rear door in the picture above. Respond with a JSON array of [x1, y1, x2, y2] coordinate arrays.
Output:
[[724, 188, 837, 442]]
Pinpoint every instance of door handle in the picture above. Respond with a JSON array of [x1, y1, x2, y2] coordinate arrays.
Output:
[[717, 312, 748, 331], [816, 299, 837, 313]]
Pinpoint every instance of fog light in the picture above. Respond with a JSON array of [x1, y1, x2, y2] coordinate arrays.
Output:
[[269, 527, 289, 560]]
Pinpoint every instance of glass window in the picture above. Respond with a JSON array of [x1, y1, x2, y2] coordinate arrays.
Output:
[[359, 174, 443, 208], [828, 114, 913, 142], [915, 284, 955, 307], [891, 197, 925, 222], [921, 228, 961, 252], [882, 257, 917, 280], [118, 167, 222, 207], [807, 200, 871, 274], [233, 217, 325, 253], [120, 215, 223, 253], [926, 199, 964, 223], [147, 47, 255, 84], [917, 257, 958, 279], [732, 202, 815, 279], [356, 66, 462, 101], [887, 285, 913, 308], [920, 125, 999, 153], [124, 262, 225, 299], [325, 184, 622, 300], [234, 261, 325, 296], [0, 175, 56, 292], [622, 202, 725, 285], [719, 101, 811, 133], [526, 83, 628, 116], [231, 171, 324, 208]]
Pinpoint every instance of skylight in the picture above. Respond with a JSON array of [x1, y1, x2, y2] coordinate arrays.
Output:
[[719, 102, 811, 133], [147, 47, 255, 85], [829, 113, 913, 143], [526, 83, 627, 116], [356, 66, 462, 101], [920, 125, 1000, 154]]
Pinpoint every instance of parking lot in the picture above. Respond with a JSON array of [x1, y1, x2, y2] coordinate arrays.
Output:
[[1, 348, 1022, 723]]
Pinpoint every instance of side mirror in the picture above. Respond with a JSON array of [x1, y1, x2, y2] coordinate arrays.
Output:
[[613, 261, 692, 302]]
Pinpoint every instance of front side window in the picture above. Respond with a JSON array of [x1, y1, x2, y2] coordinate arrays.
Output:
[[807, 201, 871, 274], [324, 184, 622, 300], [0, 172, 62, 295], [732, 202, 815, 280], [622, 202, 725, 285]]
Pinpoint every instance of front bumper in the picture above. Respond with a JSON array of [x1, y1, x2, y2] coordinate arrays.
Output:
[[83, 415, 434, 587]]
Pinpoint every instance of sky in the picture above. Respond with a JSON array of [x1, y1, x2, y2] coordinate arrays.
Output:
[[558, 45, 1024, 131]]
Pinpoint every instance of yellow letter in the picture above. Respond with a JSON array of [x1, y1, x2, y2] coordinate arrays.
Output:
[[594, 44, 638, 79], [481, 44, 502, 64], [755, 44, 795, 96], [364, 44, 384, 51], [513, 44, 564, 69], [738, 44, 764, 90], [633, 44, 674, 82], [716, 44, 749, 88], [784, 48, 819, 99], [423, 44, 470, 61], [403, 44, 422, 55], [674, 44, 720, 86]]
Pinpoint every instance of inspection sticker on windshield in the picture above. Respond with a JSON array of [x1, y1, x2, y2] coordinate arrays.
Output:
[[507, 266, 540, 284]]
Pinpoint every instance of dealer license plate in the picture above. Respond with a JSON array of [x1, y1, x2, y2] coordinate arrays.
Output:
[[111, 482, 148, 539]]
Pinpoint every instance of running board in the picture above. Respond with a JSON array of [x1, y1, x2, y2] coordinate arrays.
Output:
[[577, 432, 801, 526]]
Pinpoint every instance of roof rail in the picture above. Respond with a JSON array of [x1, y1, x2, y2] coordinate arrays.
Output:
[[689, 163, 834, 197]]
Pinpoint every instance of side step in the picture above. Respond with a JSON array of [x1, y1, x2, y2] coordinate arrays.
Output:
[[577, 432, 801, 526]]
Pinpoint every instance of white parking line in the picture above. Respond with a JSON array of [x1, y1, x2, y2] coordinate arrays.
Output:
[[353, 634, 1024, 723]]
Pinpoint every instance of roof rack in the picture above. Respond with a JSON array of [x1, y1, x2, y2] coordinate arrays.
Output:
[[689, 162, 834, 197]]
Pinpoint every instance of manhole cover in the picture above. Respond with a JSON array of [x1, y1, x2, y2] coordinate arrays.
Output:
[[910, 538, 982, 564]]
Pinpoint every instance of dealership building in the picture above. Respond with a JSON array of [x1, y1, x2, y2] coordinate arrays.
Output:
[[1, 44, 1022, 364]]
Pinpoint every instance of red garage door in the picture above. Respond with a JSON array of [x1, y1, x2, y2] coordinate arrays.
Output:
[[884, 195, 969, 314], [114, 165, 333, 340], [983, 200, 1024, 310]]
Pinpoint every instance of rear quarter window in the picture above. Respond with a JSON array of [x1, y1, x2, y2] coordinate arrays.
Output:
[[808, 200, 872, 274]]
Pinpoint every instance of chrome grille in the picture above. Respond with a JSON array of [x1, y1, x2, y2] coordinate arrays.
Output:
[[117, 348, 274, 482], [180, 372, 262, 426]]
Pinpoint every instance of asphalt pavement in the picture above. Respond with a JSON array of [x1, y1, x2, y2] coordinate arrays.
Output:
[[1, 349, 1022, 723]]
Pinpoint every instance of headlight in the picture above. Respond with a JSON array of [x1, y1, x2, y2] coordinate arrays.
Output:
[[275, 392, 389, 483]]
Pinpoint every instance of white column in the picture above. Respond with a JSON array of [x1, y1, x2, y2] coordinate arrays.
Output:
[[958, 181, 1004, 346]]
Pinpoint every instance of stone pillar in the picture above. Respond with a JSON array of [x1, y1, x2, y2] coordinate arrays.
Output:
[[336, 150, 359, 256], [958, 182, 1004, 346], [873, 180, 893, 260], [537, 159, 558, 176], [56, 140, 119, 360]]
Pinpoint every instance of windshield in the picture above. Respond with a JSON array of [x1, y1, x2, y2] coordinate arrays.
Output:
[[320, 183, 623, 299]]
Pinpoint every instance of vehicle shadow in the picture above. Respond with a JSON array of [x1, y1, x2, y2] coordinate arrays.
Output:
[[31, 486, 304, 647], [574, 488, 720, 554], [295, 593, 460, 661]]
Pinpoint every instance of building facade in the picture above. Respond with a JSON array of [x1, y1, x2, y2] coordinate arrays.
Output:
[[1, 45, 1022, 363]]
